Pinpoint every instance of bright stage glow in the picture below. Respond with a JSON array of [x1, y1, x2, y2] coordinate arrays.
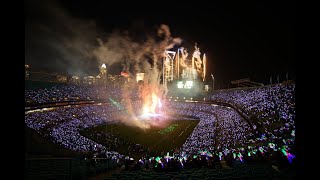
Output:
[[138, 112, 162, 120], [158, 99, 162, 108]]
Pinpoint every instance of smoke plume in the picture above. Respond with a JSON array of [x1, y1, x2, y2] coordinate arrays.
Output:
[[93, 24, 182, 127], [26, 0, 182, 129]]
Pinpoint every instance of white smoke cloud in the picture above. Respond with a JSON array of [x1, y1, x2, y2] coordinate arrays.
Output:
[[25, 0, 99, 76], [93, 24, 182, 79]]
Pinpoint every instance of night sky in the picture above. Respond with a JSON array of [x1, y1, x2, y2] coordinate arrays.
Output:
[[25, 0, 295, 89]]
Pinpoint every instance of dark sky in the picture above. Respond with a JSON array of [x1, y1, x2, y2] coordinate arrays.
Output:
[[25, 0, 295, 88]]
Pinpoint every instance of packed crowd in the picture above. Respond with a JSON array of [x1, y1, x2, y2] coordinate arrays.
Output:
[[25, 82, 139, 105], [25, 85, 102, 104], [25, 82, 295, 173], [25, 105, 124, 159], [208, 83, 295, 151], [166, 102, 254, 157]]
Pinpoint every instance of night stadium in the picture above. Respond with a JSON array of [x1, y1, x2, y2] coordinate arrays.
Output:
[[25, 0, 298, 179]]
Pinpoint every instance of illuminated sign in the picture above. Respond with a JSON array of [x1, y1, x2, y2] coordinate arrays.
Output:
[[184, 81, 193, 89], [177, 80, 193, 89], [136, 73, 145, 82], [177, 81, 184, 88]]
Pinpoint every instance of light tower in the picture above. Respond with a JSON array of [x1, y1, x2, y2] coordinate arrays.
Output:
[[211, 74, 215, 91], [25, 64, 29, 79]]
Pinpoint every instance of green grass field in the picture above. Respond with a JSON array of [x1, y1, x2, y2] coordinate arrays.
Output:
[[80, 119, 199, 157]]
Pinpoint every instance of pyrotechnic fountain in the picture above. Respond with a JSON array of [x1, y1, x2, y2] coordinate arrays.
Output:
[[93, 24, 207, 129], [178, 43, 206, 82], [134, 44, 207, 126]]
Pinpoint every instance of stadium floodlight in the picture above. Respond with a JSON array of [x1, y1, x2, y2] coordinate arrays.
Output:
[[211, 74, 215, 90]]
